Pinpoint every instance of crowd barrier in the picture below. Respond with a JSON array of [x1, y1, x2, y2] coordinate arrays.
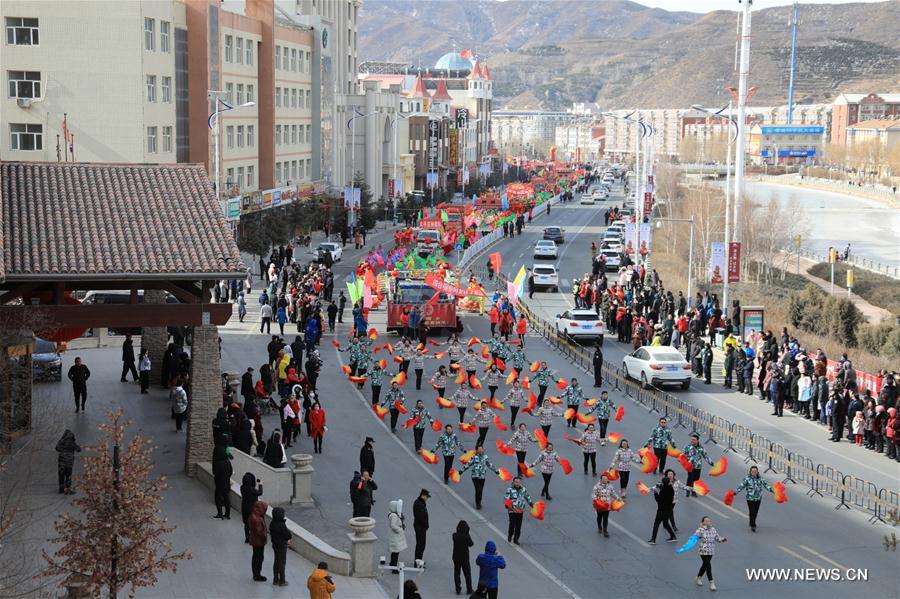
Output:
[[473, 266, 898, 526]]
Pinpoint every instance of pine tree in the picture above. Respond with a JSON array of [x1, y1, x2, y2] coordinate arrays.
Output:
[[43, 410, 189, 597]]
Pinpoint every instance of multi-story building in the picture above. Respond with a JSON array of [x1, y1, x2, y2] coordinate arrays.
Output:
[[831, 93, 900, 146], [492, 110, 575, 159], [2, 0, 186, 163], [603, 109, 686, 160], [846, 118, 900, 153], [747, 124, 825, 165], [554, 121, 603, 163]]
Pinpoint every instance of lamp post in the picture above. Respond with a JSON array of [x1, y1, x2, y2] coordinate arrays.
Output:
[[207, 92, 255, 200], [733, 0, 754, 244], [692, 103, 738, 316], [603, 111, 646, 267], [656, 216, 697, 306], [390, 110, 411, 224], [347, 108, 378, 233]]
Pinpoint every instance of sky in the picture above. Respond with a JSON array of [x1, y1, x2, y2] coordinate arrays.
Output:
[[630, 0, 887, 13]]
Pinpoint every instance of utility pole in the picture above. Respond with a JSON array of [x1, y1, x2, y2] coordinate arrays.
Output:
[[733, 0, 753, 245], [787, 2, 799, 124]]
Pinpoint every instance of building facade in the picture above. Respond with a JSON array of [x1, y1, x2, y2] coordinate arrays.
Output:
[[492, 110, 574, 158], [846, 118, 900, 153], [831, 93, 900, 146], [747, 124, 825, 165], [554, 121, 603, 163]]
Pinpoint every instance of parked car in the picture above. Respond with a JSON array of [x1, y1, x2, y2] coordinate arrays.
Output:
[[533, 240, 558, 259], [555, 309, 606, 339], [530, 264, 559, 292], [32, 337, 62, 382], [543, 226, 565, 244], [622, 346, 692, 390], [315, 242, 343, 262]]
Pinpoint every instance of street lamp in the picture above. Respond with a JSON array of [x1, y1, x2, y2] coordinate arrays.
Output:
[[347, 108, 379, 233], [656, 216, 696, 306], [390, 111, 412, 224], [207, 92, 255, 200], [692, 103, 738, 316]]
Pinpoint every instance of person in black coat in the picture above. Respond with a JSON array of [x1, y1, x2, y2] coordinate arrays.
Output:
[[55, 429, 81, 494], [240, 472, 263, 543], [67, 357, 91, 412], [290, 335, 304, 372], [649, 476, 677, 544], [241, 367, 255, 404], [413, 489, 430, 564], [212, 445, 233, 519], [359, 437, 375, 476], [592, 345, 604, 388], [452, 520, 475, 595], [120, 334, 138, 382], [234, 417, 254, 455], [269, 506, 292, 586], [351, 471, 378, 517]]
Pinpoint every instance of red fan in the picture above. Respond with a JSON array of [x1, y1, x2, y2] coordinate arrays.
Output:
[[419, 449, 439, 465], [469, 375, 482, 390], [534, 428, 549, 449], [495, 358, 506, 371], [489, 398, 505, 411], [548, 395, 562, 405], [373, 345, 382, 353], [709, 456, 728, 477], [678, 454, 694, 473], [393, 372, 407, 386], [378, 359, 387, 369], [504, 498, 522, 513], [723, 489, 735, 506], [431, 419, 443, 432], [610, 498, 625, 512], [602, 469, 619, 481], [373, 404, 389, 420], [467, 337, 481, 347], [593, 499, 610, 512], [437, 397, 455, 409], [505, 371, 518, 385], [496, 440, 515, 456], [459, 422, 477, 433], [493, 415, 508, 431], [459, 449, 476, 464], [428, 339, 441, 347], [584, 398, 598, 407], [521, 377, 531, 390], [341, 365, 352, 374], [576, 413, 597, 424], [430, 382, 439, 390], [331, 340, 342, 349], [614, 406, 625, 422], [529, 361, 540, 373], [348, 376, 368, 384], [435, 351, 447, 359], [607, 432, 622, 444], [481, 346, 490, 359], [565, 432, 583, 446], [637, 481, 651, 495], [393, 356, 404, 364], [450, 362, 461, 372], [449, 468, 461, 484], [497, 468, 514, 482], [638, 446, 652, 458], [526, 392, 538, 412], [556, 378, 568, 390], [529, 501, 546, 520], [692, 480, 710, 496], [773, 481, 789, 504], [455, 371, 466, 384], [402, 416, 421, 429], [668, 447, 683, 458], [518, 462, 535, 478], [368, 328, 378, 340], [640, 453, 659, 474], [394, 401, 409, 414], [416, 342, 425, 351], [558, 458, 573, 475], [563, 408, 576, 421]]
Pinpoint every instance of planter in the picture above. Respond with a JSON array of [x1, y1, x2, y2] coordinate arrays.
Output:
[[348, 517, 376, 538]]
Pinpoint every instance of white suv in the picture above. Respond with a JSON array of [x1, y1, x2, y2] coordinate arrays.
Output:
[[530, 265, 559, 292]]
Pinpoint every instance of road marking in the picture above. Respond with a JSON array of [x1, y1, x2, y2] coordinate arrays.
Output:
[[778, 545, 824, 569], [702, 493, 747, 518], [332, 345, 583, 599], [692, 496, 730, 519], [798, 544, 850, 571]]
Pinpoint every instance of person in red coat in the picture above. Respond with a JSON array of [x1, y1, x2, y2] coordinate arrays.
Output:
[[515, 316, 528, 347], [309, 401, 326, 454]]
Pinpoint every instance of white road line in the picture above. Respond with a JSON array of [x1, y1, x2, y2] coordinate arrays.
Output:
[[703, 493, 746, 518], [608, 518, 651, 547], [332, 345, 583, 599], [692, 497, 730, 519], [798, 544, 850, 571], [778, 545, 824, 569]]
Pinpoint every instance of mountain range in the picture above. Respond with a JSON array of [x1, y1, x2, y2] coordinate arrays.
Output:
[[358, 0, 900, 110]]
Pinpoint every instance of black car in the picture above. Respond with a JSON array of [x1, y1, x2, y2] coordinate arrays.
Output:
[[32, 338, 62, 382]]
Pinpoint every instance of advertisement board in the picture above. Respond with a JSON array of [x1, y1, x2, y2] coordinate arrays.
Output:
[[741, 306, 764, 341]]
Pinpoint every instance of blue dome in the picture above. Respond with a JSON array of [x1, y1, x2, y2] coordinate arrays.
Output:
[[434, 51, 473, 71]]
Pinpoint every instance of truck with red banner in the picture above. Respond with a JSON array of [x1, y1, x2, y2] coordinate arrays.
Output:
[[386, 274, 461, 334]]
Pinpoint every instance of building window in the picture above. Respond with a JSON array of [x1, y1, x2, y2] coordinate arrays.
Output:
[[275, 87, 281, 108], [305, 89, 310, 107], [306, 124, 311, 143], [246, 39, 253, 65], [247, 125, 255, 147], [291, 124, 298, 144], [161, 76, 171, 103], [291, 48, 297, 71], [275, 45, 281, 69], [225, 82, 234, 104], [160, 21, 170, 52], [224, 35, 233, 62], [275, 162, 282, 183], [237, 125, 244, 147], [275, 124, 282, 145], [292, 88, 297, 109], [235, 37, 243, 64], [146, 75, 156, 102], [226, 125, 234, 149], [247, 165, 255, 187], [6, 17, 39, 45], [146, 126, 157, 153], [236, 83, 244, 105], [292, 160, 298, 180], [282, 87, 289, 107], [237, 166, 244, 188], [247, 84, 254, 103], [10, 123, 42, 150], [305, 52, 311, 72], [306, 159, 311, 178], [162, 126, 172, 152], [143, 18, 154, 51], [7, 70, 41, 99], [226, 167, 234, 188]]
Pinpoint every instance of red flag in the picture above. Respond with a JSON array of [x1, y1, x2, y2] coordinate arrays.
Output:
[[489, 252, 502, 275]]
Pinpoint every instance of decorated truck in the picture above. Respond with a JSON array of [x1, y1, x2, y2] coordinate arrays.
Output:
[[386, 274, 461, 333]]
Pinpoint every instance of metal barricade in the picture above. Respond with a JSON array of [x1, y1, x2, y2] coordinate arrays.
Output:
[[731, 423, 752, 456], [791, 453, 816, 488]]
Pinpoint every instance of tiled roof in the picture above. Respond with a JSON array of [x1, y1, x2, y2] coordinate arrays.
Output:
[[847, 118, 900, 130], [481, 64, 492, 80], [409, 75, 430, 98], [431, 79, 453, 101], [468, 62, 483, 79], [1, 161, 246, 279]]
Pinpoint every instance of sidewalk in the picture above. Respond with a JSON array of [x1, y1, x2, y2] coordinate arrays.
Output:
[[10, 347, 385, 599]]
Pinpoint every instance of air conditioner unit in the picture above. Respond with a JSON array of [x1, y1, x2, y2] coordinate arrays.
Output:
[[17, 98, 32, 109]]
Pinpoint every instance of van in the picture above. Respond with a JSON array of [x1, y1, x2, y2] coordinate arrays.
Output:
[[82, 291, 179, 336]]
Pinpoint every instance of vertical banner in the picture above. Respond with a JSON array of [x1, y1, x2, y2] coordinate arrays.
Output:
[[501, 193, 509, 210], [462, 168, 470, 185], [502, 161, 509, 174], [643, 191, 653, 214], [388, 178, 395, 199], [638, 223, 651, 256], [343, 186, 352, 208], [646, 175, 654, 194], [428, 120, 439, 170], [395, 178, 403, 197], [727, 242, 741, 283], [710, 242, 725, 284], [449, 127, 459, 167], [353, 187, 361, 209], [624, 222, 636, 257]]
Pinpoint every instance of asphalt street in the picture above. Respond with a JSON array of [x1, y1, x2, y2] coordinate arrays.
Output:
[[231, 234, 896, 598]]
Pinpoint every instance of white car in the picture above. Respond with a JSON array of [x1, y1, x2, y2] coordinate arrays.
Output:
[[579, 194, 595, 205], [530, 264, 558, 292], [555, 309, 606, 339], [605, 225, 624, 239], [592, 189, 608, 201], [533, 240, 558, 259], [622, 346, 692, 390], [315, 242, 342, 262], [599, 248, 622, 270]]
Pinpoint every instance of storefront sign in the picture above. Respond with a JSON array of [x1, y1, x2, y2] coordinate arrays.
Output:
[[449, 128, 459, 167], [220, 197, 241, 222], [456, 108, 468, 130]]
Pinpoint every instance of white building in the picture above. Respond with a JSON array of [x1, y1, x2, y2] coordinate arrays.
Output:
[[492, 110, 575, 157]]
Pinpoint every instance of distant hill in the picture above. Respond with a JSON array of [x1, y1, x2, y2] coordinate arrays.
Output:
[[359, 0, 900, 109]]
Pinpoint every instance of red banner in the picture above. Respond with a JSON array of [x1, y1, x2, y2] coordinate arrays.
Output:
[[727, 242, 741, 283], [418, 218, 442, 229], [388, 178, 395, 199], [424, 273, 484, 298], [643, 192, 653, 213]]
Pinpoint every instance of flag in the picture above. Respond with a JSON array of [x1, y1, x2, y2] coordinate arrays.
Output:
[[489, 253, 502, 275], [507, 281, 518, 306], [441, 210, 448, 222]]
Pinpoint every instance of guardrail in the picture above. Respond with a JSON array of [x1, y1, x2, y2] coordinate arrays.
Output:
[[795, 247, 899, 280], [475, 266, 897, 526]]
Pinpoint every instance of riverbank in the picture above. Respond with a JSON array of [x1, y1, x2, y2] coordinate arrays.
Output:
[[752, 174, 900, 209]]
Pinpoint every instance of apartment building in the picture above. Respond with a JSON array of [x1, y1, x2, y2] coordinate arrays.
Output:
[[2, 0, 186, 163]]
